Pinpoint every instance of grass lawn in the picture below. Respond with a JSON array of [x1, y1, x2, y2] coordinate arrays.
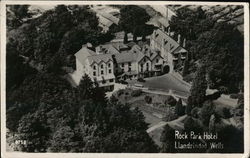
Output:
[[113, 88, 177, 128]]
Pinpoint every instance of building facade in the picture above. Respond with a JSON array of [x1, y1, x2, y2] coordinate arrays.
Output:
[[72, 28, 187, 90]]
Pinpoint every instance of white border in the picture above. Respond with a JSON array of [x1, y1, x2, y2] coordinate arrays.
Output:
[[1, 1, 249, 158]]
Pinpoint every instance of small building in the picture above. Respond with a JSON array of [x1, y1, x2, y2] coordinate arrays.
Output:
[[150, 5, 177, 20], [97, 12, 119, 33]]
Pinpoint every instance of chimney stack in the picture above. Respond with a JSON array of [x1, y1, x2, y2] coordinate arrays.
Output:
[[183, 38, 186, 48], [167, 27, 171, 35], [177, 34, 181, 43], [86, 42, 93, 48]]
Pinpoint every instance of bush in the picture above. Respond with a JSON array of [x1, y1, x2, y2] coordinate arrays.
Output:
[[144, 96, 152, 104], [131, 89, 142, 97], [117, 89, 124, 97], [191, 107, 200, 118], [222, 107, 232, 118], [219, 86, 228, 94], [163, 111, 178, 122], [230, 93, 239, 99], [164, 96, 177, 106]]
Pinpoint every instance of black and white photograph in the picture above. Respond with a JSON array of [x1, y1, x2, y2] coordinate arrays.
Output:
[[1, 1, 249, 157]]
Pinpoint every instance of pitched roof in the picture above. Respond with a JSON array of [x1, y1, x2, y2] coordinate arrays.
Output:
[[114, 45, 145, 63], [158, 17, 170, 28], [75, 47, 96, 65], [87, 53, 113, 65], [101, 12, 119, 25], [152, 29, 180, 54], [97, 12, 119, 28]]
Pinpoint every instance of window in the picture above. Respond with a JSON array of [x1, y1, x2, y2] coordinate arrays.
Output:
[[128, 67, 131, 72], [108, 63, 111, 67], [109, 79, 114, 82], [101, 64, 104, 69], [128, 62, 131, 66], [144, 58, 146, 62], [109, 69, 112, 74], [93, 65, 96, 70], [101, 70, 104, 75], [93, 71, 96, 76], [156, 59, 159, 63]]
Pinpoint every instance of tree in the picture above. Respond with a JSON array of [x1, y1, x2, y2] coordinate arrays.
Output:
[[160, 124, 176, 152], [184, 116, 203, 133], [189, 65, 207, 107], [7, 5, 32, 29], [175, 99, 185, 116], [165, 96, 177, 106], [119, 6, 150, 41], [182, 57, 189, 76], [14, 110, 50, 152], [200, 100, 215, 126], [123, 31, 128, 43], [144, 96, 152, 104], [49, 126, 83, 152]]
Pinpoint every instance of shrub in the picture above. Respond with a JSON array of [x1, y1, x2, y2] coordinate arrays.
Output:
[[117, 89, 124, 97], [144, 96, 152, 104], [175, 99, 185, 116], [191, 107, 200, 118], [222, 107, 232, 118], [230, 93, 239, 99], [131, 89, 142, 97], [219, 86, 228, 94], [163, 112, 178, 122], [164, 96, 177, 106]]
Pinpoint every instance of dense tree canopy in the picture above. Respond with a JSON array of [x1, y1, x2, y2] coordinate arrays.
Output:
[[119, 5, 151, 42], [170, 7, 243, 93]]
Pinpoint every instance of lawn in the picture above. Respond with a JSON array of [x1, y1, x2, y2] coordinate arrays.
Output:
[[113, 88, 178, 128]]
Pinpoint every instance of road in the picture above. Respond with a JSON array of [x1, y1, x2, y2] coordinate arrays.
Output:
[[147, 115, 187, 133]]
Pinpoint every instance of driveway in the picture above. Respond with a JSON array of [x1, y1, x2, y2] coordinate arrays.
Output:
[[128, 73, 190, 95]]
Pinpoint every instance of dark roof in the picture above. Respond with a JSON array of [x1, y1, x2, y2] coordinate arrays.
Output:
[[151, 29, 187, 54]]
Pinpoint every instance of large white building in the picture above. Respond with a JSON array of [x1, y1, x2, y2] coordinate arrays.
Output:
[[71, 28, 187, 90]]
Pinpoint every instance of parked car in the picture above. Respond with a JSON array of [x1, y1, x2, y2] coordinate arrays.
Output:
[[137, 77, 145, 82]]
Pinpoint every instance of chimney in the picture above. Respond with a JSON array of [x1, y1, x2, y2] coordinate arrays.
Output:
[[178, 34, 181, 43], [183, 38, 186, 48], [96, 45, 103, 54], [86, 42, 93, 48], [167, 27, 171, 35]]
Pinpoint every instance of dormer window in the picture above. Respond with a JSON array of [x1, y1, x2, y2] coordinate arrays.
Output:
[[108, 63, 111, 68], [155, 33, 159, 38], [93, 65, 96, 70], [101, 64, 104, 69], [164, 39, 168, 45]]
